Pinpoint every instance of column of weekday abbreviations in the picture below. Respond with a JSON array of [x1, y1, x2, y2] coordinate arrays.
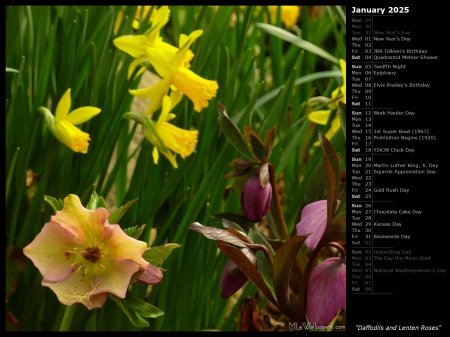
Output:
[[349, 14, 374, 295]]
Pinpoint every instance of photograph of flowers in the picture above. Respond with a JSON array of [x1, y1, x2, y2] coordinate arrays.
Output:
[[5, 5, 346, 331]]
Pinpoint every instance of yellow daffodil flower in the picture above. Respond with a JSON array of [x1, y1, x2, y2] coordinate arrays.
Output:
[[114, 6, 155, 34], [113, 6, 178, 79], [130, 30, 218, 114], [267, 6, 301, 29], [308, 59, 346, 145], [38, 89, 101, 153], [125, 93, 198, 169]]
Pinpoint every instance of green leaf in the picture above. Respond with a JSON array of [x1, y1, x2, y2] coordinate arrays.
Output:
[[216, 102, 256, 160], [109, 294, 150, 328], [108, 198, 138, 224], [189, 222, 248, 248], [86, 191, 107, 211], [142, 243, 181, 267], [257, 23, 339, 64], [337, 101, 346, 140], [6, 246, 25, 302], [124, 294, 165, 319], [6, 67, 19, 73], [272, 235, 307, 322], [44, 195, 64, 213], [248, 228, 276, 258], [210, 213, 254, 232], [217, 240, 278, 305], [318, 131, 341, 226], [124, 224, 146, 240], [244, 126, 265, 162], [255, 250, 276, 300]]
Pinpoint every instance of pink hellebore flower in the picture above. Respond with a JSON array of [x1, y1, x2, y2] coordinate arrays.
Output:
[[221, 247, 257, 299], [307, 257, 346, 326], [296, 199, 340, 249], [23, 194, 162, 310], [240, 174, 272, 223]]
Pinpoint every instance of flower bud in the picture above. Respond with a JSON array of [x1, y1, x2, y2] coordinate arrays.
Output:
[[240, 174, 272, 222]]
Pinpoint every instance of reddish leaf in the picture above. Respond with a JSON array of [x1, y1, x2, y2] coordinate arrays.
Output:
[[217, 241, 278, 305], [272, 235, 307, 322]]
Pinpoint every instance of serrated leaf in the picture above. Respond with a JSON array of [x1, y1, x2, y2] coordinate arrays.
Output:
[[124, 294, 164, 318], [142, 243, 181, 267], [338, 101, 346, 140], [109, 295, 149, 328], [86, 191, 107, 210], [108, 198, 138, 224], [44, 195, 64, 213], [217, 241, 278, 305], [272, 235, 307, 322], [189, 222, 248, 248], [217, 102, 256, 160], [318, 131, 341, 226], [245, 126, 265, 162], [124, 224, 146, 240]]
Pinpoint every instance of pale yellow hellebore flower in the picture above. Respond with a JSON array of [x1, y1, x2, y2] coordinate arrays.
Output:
[[308, 59, 346, 145], [23, 194, 162, 309], [39, 89, 101, 153], [130, 30, 218, 114]]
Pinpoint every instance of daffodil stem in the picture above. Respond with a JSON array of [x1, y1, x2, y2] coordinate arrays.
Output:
[[59, 304, 77, 331], [268, 163, 290, 240]]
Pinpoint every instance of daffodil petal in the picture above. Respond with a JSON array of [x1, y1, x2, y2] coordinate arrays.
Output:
[[172, 67, 218, 112], [130, 77, 171, 115], [146, 46, 177, 78], [52, 120, 91, 153], [113, 35, 152, 58], [65, 107, 101, 125], [308, 110, 331, 125], [55, 89, 72, 120]]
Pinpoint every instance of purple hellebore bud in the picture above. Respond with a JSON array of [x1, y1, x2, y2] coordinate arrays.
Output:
[[307, 257, 346, 326], [240, 174, 272, 222], [221, 248, 257, 299]]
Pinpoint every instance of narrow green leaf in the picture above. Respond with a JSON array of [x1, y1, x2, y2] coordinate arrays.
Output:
[[256, 23, 339, 64], [44, 195, 64, 213], [6, 67, 19, 73], [142, 243, 181, 267], [86, 191, 107, 210], [108, 198, 138, 224], [216, 102, 256, 160]]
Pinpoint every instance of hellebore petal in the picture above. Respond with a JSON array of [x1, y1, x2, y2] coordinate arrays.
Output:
[[23, 194, 152, 310], [306, 257, 346, 326], [135, 263, 164, 285], [221, 261, 248, 299], [296, 200, 327, 249], [240, 174, 272, 222], [221, 248, 257, 299]]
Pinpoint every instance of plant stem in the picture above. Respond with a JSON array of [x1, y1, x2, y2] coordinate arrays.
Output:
[[59, 304, 77, 331], [268, 163, 290, 241]]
